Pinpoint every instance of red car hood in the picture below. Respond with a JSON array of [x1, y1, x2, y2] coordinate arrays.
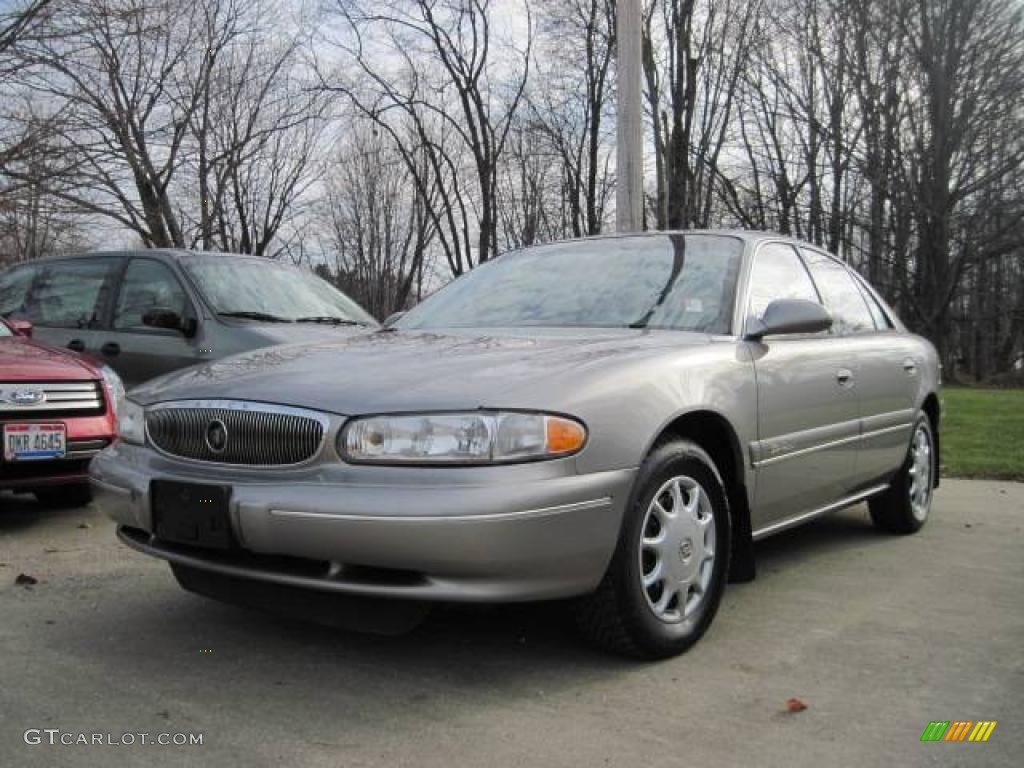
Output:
[[0, 337, 100, 381]]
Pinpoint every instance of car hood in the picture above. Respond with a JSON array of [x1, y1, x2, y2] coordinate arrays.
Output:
[[131, 328, 712, 414], [0, 337, 98, 381]]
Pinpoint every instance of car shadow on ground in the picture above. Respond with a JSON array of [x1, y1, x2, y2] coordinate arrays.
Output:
[[72, 506, 892, 676], [0, 491, 82, 533]]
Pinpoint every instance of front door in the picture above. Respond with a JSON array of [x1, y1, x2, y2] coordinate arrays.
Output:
[[745, 242, 860, 530], [103, 257, 201, 388]]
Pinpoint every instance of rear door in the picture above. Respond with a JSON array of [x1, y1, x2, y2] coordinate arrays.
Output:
[[746, 242, 860, 531], [802, 248, 917, 487], [103, 257, 201, 387], [20, 257, 123, 360]]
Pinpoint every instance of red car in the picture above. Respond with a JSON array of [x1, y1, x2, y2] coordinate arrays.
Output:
[[0, 317, 120, 507]]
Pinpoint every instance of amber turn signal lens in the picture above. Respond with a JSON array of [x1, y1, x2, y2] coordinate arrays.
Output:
[[545, 416, 587, 454]]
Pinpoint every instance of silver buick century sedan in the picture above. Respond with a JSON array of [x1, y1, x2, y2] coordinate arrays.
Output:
[[91, 231, 940, 658]]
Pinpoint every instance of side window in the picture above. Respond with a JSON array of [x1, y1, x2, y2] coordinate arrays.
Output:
[[801, 250, 876, 334], [746, 242, 820, 325], [113, 259, 190, 331], [853, 276, 894, 330], [28, 258, 120, 329], [0, 264, 39, 318]]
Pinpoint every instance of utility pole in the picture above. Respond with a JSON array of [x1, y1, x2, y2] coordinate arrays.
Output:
[[616, 0, 644, 233]]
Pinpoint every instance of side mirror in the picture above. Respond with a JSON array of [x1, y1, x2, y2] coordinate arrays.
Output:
[[383, 311, 405, 327], [9, 318, 33, 337], [142, 308, 195, 337], [745, 299, 832, 340]]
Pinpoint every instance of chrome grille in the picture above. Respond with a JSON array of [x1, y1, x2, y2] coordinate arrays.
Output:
[[146, 403, 325, 466], [0, 381, 104, 416]]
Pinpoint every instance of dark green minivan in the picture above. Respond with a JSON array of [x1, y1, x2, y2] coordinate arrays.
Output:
[[0, 251, 378, 388]]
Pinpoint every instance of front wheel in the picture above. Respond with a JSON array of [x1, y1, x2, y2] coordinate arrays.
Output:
[[574, 439, 731, 659], [869, 413, 935, 534]]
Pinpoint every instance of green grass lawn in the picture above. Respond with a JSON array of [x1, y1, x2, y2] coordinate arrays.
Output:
[[941, 387, 1024, 481]]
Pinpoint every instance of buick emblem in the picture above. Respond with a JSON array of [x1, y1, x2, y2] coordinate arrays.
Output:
[[678, 538, 693, 563], [5, 388, 46, 406], [205, 419, 229, 454]]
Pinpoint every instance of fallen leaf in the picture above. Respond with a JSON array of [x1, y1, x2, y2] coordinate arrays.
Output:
[[15, 573, 38, 586], [44, 547, 60, 553], [77, 522, 91, 529], [964, 523, 972, 529], [785, 697, 807, 713]]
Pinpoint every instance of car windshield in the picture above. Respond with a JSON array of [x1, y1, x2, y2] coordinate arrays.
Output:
[[0, 322, 12, 337], [399, 234, 743, 333], [182, 257, 377, 326]]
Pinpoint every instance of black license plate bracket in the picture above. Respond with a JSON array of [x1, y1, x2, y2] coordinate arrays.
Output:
[[151, 480, 234, 550]]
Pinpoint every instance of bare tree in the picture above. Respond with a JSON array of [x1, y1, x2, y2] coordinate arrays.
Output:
[[323, 0, 532, 276], [319, 127, 435, 318], [529, 0, 615, 238], [642, 0, 763, 229]]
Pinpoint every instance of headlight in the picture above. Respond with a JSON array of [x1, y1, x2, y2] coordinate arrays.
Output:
[[99, 364, 125, 415], [340, 411, 587, 464], [118, 399, 146, 445]]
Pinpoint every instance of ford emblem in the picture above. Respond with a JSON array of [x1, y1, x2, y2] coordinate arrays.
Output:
[[8, 388, 46, 406]]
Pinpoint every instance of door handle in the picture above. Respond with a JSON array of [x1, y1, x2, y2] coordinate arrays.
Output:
[[67, 339, 86, 353], [100, 342, 121, 357], [903, 359, 918, 376], [836, 368, 855, 387]]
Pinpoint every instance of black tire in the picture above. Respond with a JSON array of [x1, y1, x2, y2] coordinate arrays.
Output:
[[574, 438, 731, 659], [869, 412, 935, 535], [33, 484, 93, 509]]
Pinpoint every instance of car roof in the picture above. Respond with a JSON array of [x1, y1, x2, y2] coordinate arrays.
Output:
[[20, 249, 279, 265], [499, 229, 837, 256]]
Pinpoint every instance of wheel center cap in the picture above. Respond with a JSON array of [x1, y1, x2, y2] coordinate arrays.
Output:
[[678, 538, 693, 564]]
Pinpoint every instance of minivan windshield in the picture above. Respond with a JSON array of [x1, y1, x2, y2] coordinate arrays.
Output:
[[398, 234, 743, 333], [183, 257, 377, 326]]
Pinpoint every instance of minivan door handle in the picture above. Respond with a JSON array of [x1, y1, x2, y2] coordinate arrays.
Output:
[[903, 359, 918, 376], [836, 368, 855, 387], [67, 339, 86, 353], [100, 342, 121, 357]]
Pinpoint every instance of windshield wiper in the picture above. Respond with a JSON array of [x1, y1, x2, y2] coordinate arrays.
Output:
[[217, 311, 293, 323], [294, 316, 371, 326], [628, 234, 688, 329]]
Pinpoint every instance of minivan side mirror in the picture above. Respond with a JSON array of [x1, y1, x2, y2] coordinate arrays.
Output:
[[745, 299, 832, 340], [142, 308, 197, 338], [383, 311, 405, 327], [9, 318, 33, 337]]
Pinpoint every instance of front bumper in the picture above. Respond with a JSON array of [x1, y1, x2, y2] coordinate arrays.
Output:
[[1, 413, 115, 490], [91, 442, 635, 602]]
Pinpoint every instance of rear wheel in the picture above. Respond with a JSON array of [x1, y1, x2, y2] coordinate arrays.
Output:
[[33, 484, 93, 509], [869, 413, 934, 534], [574, 439, 731, 659]]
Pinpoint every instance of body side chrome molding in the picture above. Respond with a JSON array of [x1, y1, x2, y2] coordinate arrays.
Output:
[[752, 483, 889, 541], [750, 411, 914, 469]]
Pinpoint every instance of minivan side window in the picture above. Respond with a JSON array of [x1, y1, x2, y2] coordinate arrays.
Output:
[[114, 259, 191, 331], [746, 242, 821, 326], [28, 258, 120, 329], [0, 263, 39, 318], [801, 250, 876, 335]]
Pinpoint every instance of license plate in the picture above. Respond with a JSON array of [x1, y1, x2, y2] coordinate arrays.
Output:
[[151, 480, 234, 550], [3, 423, 67, 461]]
